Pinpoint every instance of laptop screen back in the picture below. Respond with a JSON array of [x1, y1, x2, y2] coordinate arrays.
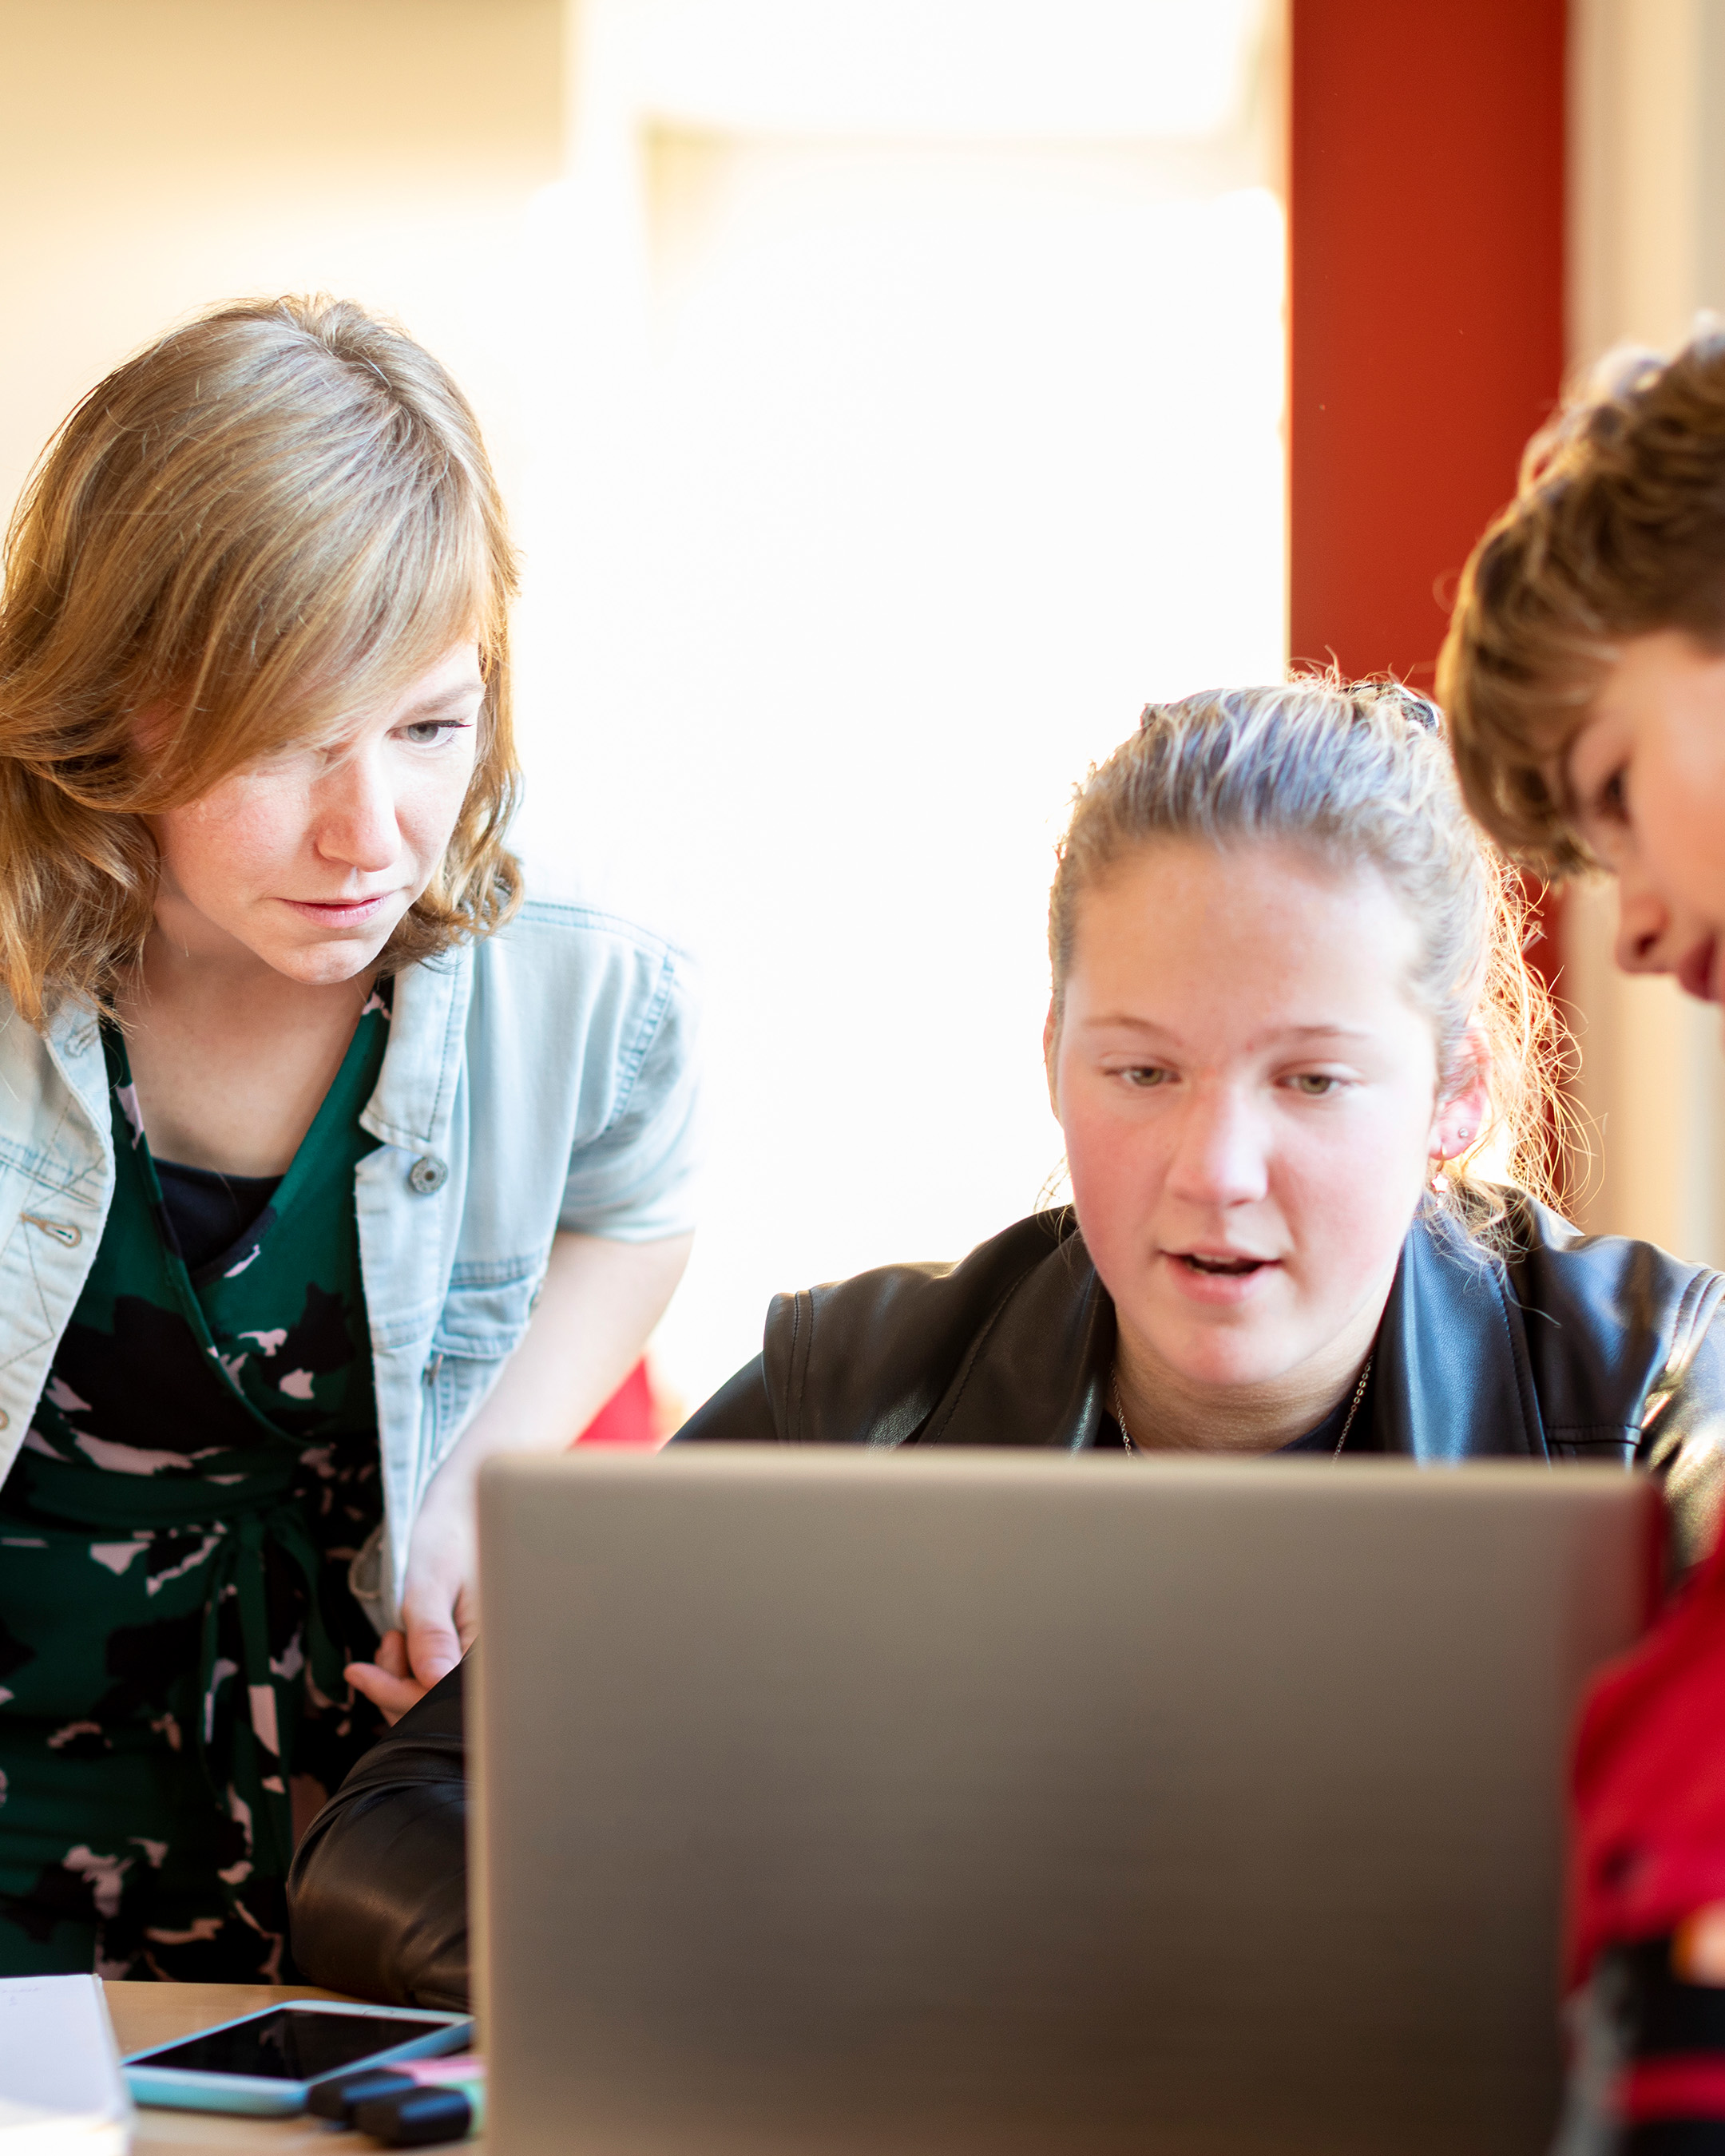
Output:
[[474, 1449, 1654, 2156]]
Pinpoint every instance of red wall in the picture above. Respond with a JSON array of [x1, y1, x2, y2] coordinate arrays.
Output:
[[577, 1358, 659, 1447], [1288, 0, 1567, 685]]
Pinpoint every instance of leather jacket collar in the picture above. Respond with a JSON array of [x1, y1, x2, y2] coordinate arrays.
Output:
[[769, 1202, 1560, 1459], [1375, 1203, 1547, 1460], [703, 1200, 1725, 1558]]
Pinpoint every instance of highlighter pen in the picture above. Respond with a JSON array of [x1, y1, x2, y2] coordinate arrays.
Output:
[[307, 2054, 485, 2126], [352, 2075, 486, 2146]]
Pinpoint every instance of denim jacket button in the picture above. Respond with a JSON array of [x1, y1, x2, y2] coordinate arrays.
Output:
[[409, 1155, 449, 1195]]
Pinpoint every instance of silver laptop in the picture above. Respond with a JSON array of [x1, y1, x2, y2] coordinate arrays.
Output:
[[472, 1448, 1656, 2156]]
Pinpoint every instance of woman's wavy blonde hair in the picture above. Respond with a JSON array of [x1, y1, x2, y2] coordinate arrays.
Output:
[[0, 294, 521, 1027], [1047, 680, 1572, 1239]]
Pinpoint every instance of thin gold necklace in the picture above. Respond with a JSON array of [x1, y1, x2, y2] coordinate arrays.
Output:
[[1110, 1356, 1374, 1461]]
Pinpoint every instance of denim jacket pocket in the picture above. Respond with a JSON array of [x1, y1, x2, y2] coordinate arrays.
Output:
[[419, 1266, 545, 1484], [429, 1266, 541, 1361]]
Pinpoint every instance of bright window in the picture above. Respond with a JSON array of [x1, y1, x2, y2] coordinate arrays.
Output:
[[511, 0, 1289, 1417]]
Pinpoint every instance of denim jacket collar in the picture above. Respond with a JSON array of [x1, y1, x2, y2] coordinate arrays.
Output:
[[42, 998, 111, 1171], [361, 949, 472, 1155]]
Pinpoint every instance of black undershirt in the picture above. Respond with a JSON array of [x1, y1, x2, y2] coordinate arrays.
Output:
[[153, 1159, 284, 1274]]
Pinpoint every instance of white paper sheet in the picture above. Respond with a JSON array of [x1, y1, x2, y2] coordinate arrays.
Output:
[[0, 1977, 129, 2152]]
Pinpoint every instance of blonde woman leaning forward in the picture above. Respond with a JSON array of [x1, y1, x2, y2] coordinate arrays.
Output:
[[0, 299, 699, 1979], [290, 679, 1725, 2011]]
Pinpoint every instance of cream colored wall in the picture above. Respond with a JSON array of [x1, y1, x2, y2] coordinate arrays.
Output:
[[0, 0, 563, 529], [1562, 0, 1725, 1258]]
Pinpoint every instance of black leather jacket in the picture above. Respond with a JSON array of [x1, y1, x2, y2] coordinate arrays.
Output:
[[287, 1199, 1725, 2007]]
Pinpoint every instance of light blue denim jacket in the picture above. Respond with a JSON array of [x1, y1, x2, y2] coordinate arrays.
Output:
[[0, 898, 701, 1626]]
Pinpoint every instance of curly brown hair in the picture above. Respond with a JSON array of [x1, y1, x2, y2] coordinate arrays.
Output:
[[1438, 325, 1725, 874], [0, 294, 521, 1027]]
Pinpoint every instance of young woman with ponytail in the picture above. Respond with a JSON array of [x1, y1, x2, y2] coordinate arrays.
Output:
[[291, 677, 1724, 2010]]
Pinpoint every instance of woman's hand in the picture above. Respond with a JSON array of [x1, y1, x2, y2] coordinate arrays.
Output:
[[345, 1228, 694, 1727], [347, 1484, 477, 1722], [345, 1629, 426, 1724]]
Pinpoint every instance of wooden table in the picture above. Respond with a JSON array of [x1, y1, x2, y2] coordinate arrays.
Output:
[[104, 1984, 483, 2154]]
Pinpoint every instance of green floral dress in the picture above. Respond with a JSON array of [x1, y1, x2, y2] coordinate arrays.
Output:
[[0, 996, 391, 1980]]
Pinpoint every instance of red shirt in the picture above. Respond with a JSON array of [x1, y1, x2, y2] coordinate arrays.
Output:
[[1572, 1529, 1725, 1988]]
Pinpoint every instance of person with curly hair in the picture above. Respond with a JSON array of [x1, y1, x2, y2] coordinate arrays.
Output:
[[1441, 325, 1725, 2152]]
